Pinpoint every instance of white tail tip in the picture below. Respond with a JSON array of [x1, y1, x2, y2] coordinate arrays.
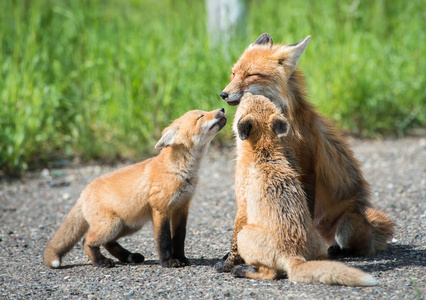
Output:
[[51, 260, 61, 268], [362, 274, 378, 286]]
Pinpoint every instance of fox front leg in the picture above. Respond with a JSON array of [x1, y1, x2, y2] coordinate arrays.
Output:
[[152, 210, 185, 268], [171, 203, 190, 266]]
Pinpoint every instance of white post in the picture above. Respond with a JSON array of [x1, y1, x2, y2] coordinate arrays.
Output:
[[206, 0, 246, 46]]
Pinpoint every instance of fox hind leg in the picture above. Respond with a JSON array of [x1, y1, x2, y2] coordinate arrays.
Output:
[[330, 211, 374, 257], [231, 265, 279, 280], [330, 208, 395, 257], [103, 224, 145, 264], [83, 238, 115, 268], [315, 181, 376, 257], [234, 224, 282, 280], [82, 220, 123, 267], [104, 241, 144, 264]]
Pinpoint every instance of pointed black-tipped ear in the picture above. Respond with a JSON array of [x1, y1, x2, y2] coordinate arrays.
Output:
[[253, 33, 273, 48], [272, 35, 311, 74], [272, 117, 290, 138], [237, 118, 253, 140]]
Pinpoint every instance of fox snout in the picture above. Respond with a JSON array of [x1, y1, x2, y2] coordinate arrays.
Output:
[[214, 108, 227, 129], [220, 92, 228, 100], [215, 107, 226, 118], [220, 90, 244, 106]]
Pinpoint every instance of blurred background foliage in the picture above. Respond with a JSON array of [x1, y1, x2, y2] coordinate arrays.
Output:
[[1, 0, 425, 176]]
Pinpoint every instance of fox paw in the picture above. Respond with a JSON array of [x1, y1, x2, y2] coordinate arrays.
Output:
[[160, 258, 185, 268], [214, 260, 232, 273], [231, 264, 257, 278], [127, 253, 144, 264], [95, 258, 115, 268], [176, 257, 190, 266], [214, 255, 244, 273], [327, 245, 353, 258]]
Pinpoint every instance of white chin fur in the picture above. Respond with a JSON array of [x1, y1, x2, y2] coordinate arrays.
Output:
[[51, 260, 61, 268], [361, 274, 378, 286]]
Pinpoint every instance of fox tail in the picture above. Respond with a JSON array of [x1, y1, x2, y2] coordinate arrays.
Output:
[[287, 258, 377, 286], [366, 208, 395, 251], [44, 202, 88, 268]]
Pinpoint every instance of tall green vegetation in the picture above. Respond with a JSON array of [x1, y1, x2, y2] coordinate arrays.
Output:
[[1, 0, 425, 175]]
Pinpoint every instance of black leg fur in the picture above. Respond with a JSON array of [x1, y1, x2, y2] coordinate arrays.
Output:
[[104, 241, 144, 264], [157, 218, 184, 268], [172, 213, 189, 266]]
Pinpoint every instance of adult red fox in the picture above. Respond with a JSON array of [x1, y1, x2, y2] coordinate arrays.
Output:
[[229, 93, 377, 286], [44, 108, 227, 268], [217, 33, 394, 271]]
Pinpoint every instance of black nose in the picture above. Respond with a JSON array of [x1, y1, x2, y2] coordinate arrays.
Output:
[[220, 108, 225, 113], [220, 92, 228, 100]]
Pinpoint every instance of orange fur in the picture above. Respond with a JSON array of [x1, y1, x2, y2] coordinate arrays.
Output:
[[229, 94, 377, 286], [219, 34, 394, 264], [44, 108, 227, 268]]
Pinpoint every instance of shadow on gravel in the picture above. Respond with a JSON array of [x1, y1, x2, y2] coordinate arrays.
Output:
[[54, 245, 424, 272], [58, 263, 92, 269], [337, 244, 425, 272], [139, 258, 222, 267], [54, 258, 222, 269], [189, 258, 222, 266]]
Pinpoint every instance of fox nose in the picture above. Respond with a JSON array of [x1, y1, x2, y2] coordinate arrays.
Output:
[[220, 92, 228, 100], [220, 108, 225, 113]]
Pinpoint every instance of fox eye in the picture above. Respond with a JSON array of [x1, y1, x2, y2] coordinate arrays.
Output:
[[196, 114, 204, 121], [247, 73, 261, 77]]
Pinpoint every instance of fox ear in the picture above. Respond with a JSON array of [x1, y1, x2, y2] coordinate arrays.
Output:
[[272, 117, 290, 138], [155, 127, 178, 149], [237, 117, 253, 140], [273, 35, 311, 74], [252, 33, 273, 48]]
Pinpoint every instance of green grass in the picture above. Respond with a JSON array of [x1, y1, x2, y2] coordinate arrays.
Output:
[[410, 274, 423, 300], [1, 0, 425, 175]]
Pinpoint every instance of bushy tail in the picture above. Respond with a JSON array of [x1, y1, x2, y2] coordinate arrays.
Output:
[[366, 208, 395, 251], [44, 202, 89, 268], [287, 258, 378, 287]]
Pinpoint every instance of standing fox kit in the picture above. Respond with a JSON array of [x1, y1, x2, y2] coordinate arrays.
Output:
[[219, 33, 394, 265], [44, 108, 227, 268], [230, 94, 377, 286]]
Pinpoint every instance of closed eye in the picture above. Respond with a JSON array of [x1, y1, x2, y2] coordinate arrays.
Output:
[[196, 115, 204, 121], [247, 73, 262, 77]]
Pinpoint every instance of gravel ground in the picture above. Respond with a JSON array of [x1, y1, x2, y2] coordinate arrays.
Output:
[[0, 137, 425, 299]]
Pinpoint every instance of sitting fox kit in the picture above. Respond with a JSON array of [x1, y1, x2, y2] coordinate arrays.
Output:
[[44, 108, 227, 268], [230, 94, 377, 286]]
